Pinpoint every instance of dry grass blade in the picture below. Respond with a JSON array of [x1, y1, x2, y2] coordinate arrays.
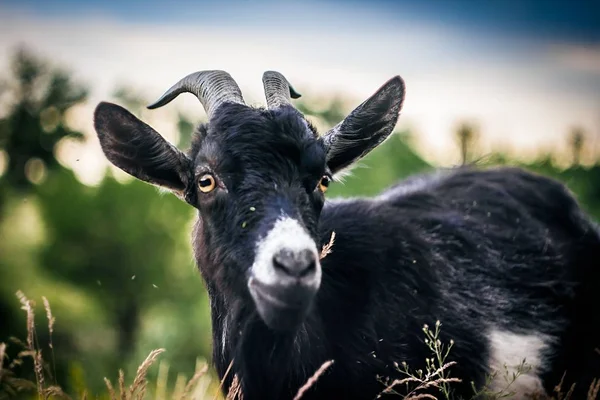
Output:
[[172, 374, 187, 400], [226, 375, 243, 400], [41, 297, 55, 346], [17, 291, 45, 400], [213, 360, 234, 400], [588, 378, 600, 400], [553, 371, 567, 399], [43, 385, 71, 400], [42, 296, 57, 386], [35, 351, 45, 400], [129, 349, 165, 399], [155, 360, 170, 400], [135, 380, 147, 400], [405, 394, 438, 400], [293, 360, 334, 400], [419, 377, 461, 390], [119, 370, 126, 400], [104, 377, 117, 400], [320, 232, 336, 260], [428, 361, 457, 379], [179, 362, 209, 400], [16, 291, 35, 351], [564, 383, 576, 400], [0, 342, 6, 378], [382, 376, 422, 393]]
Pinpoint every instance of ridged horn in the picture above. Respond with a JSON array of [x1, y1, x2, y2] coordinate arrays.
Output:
[[147, 70, 245, 120], [262, 71, 301, 109]]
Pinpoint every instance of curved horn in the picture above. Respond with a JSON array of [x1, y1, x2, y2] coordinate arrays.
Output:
[[147, 70, 245, 120], [262, 71, 301, 109]]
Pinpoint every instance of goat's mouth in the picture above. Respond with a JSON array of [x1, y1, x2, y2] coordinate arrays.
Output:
[[248, 277, 317, 331]]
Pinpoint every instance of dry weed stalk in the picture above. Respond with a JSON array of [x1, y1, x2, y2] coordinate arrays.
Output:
[[226, 375, 243, 400], [378, 361, 461, 400], [179, 362, 209, 400], [546, 371, 576, 400], [119, 369, 126, 400], [213, 360, 234, 400], [172, 374, 187, 400], [319, 231, 336, 260], [404, 394, 437, 400], [41, 297, 55, 348], [588, 378, 600, 400], [129, 349, 165, 399], [103, 349, 164, 400], [137, 380, 148, 400], [5, 292, 600, 400], [16, 291, 45, 400], [0, 342, 5, 378], [43, 385, 71, 400], [155, 360, 170, 400], [16, 292, 35, 351], [42, 296, 58, 386], [293, 360, 334, 400], [34, 351, 45, 399], [104, 377, 117, 400]]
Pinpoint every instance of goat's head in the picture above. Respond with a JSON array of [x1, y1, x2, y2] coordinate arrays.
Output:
[[93, 70, 405, 331]]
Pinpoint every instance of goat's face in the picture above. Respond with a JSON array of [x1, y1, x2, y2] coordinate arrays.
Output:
[[93, 71, 405, 331], [188, 105, 328, 330]]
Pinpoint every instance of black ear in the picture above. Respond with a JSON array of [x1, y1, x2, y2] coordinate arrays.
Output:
[[94, 102, 192, 194], [321, 76, 405, 175]]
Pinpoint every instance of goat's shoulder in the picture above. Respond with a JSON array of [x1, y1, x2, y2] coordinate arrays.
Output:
[[374, 165, 583, 223], [376, 165, 571, 203], [319, 165, 594, 259]]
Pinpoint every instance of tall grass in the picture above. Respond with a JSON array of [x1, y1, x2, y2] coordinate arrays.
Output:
[[1, 293, 598, 400], [0, 292, 333, 400]]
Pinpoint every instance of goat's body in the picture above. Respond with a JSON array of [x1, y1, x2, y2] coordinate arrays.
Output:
[[211, 166, 600, 399], [95, 70, 599, 399]]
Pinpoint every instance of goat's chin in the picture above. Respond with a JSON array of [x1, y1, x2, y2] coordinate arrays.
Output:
[[248, 278, 316, 331]]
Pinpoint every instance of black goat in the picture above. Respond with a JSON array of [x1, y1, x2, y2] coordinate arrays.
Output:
[[93, 70, 600, 400]]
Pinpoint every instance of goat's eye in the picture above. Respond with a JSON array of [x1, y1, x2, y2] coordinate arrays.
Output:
[[198, 174, 216, 193], [318, 175, 331, 193]]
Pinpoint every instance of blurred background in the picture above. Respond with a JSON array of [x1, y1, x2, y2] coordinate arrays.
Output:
[[1, 0, 599, 397]]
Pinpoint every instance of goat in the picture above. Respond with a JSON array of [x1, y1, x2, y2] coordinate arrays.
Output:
[[93, 70, 600, 400]]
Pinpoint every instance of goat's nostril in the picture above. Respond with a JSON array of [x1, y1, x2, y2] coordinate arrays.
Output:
[[272, 248, 317, 278]]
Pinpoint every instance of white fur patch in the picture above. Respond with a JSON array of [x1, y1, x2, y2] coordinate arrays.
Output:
[[251, 216, 321, 287], [487, 330, 550, 397], [221, 317, 228, 355]]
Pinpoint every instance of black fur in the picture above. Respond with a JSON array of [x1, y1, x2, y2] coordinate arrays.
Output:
[[94, 83, 600, 400]]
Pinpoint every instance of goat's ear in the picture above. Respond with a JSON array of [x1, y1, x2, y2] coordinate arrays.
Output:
[[94, 102, 192, 195], [321, 76, 405, 175]]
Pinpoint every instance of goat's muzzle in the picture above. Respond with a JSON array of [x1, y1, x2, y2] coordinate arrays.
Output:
[[248, 216, 321, 331]]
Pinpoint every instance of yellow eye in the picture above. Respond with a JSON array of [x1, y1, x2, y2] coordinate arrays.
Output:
[[318, 175, 331, 193], [198, 174, 216, 193]]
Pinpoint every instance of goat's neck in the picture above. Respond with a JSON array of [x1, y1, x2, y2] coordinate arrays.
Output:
[[210, 287, 327, 395]]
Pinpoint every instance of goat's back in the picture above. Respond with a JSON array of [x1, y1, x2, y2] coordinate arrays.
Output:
[[318, 166, 600, 397]]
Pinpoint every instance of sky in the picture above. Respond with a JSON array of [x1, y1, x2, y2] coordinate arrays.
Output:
[[1, 0, 599, 184]]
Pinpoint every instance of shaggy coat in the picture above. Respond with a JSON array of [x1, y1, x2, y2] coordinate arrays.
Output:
[[205, 164, 600, 399], [93, 71, 600, 400]]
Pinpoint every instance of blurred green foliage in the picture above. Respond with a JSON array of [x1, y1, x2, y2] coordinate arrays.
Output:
[[0, 47, 598, 397]]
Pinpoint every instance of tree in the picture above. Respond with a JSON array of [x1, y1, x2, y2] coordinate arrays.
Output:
[[0, 49, 211, 393], [0, 47, 88, 192], [455, 122, 479, 165], [569, 127, 585, 167]]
